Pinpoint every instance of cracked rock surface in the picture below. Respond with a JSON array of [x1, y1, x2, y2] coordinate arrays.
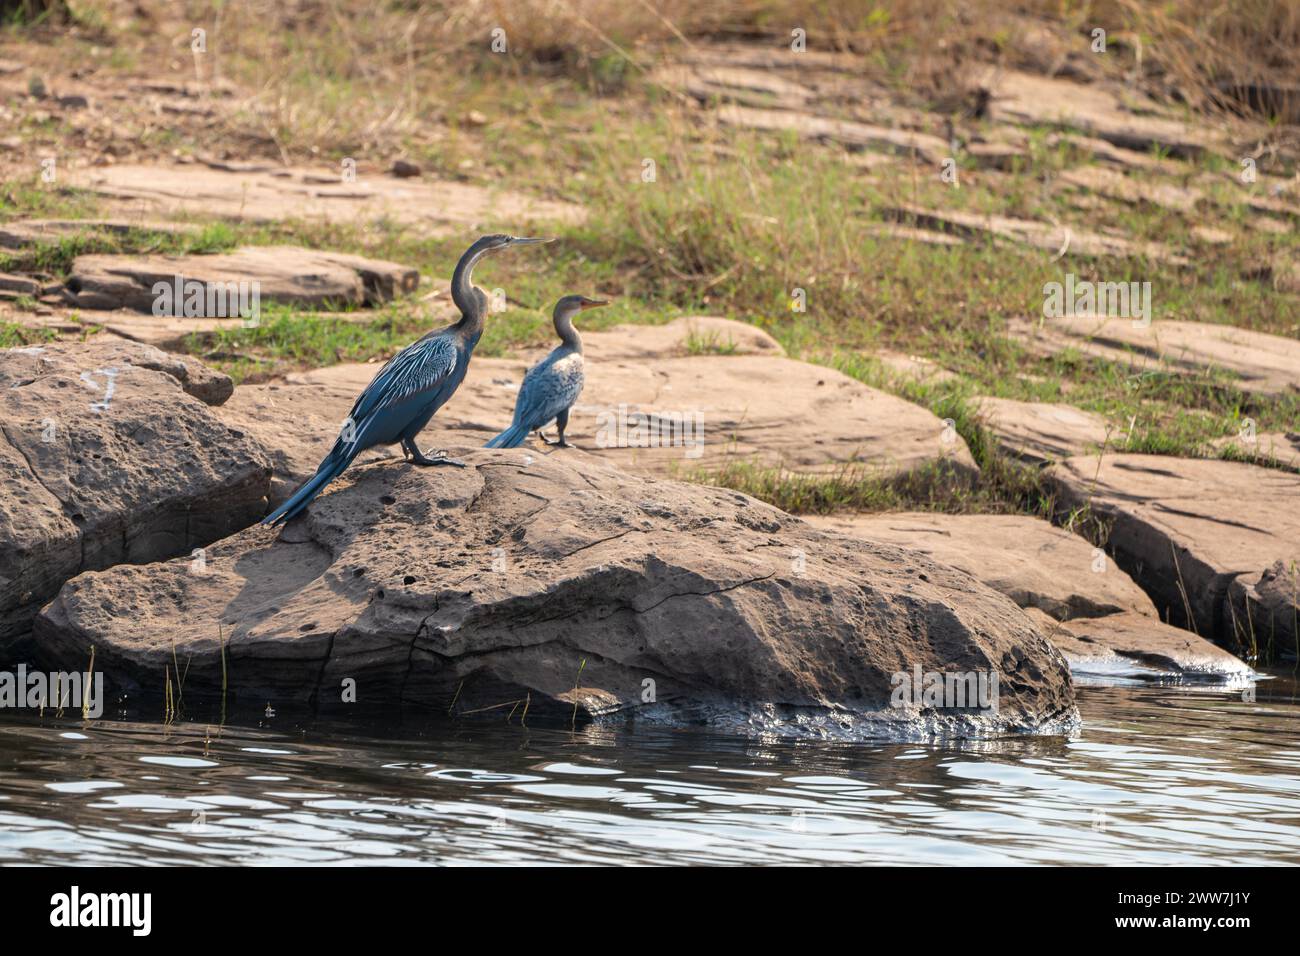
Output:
[[0, 340, 270, 656], [1048, 453, 1300, 655], [35, 448, 1076, 736]]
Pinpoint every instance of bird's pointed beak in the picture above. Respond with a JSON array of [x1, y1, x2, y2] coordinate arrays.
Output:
[[581, 299, 610, 310], [510, 236, 554, 245]]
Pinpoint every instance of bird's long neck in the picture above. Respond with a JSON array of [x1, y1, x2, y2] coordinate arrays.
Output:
[[451, 239, 492, 338], [554, 308, 583, 353]]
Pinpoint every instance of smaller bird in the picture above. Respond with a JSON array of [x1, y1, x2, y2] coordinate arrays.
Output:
[[485, 294, 608, 449]]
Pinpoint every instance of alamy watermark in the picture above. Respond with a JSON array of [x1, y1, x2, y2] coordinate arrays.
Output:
[[50, 886, 150, 936], [1043, 273, 1151, 328], [890, 666, 999, 713], [595, 404, 704, 459], [0, 665, 103, 718], [152, 275, 262, 327]]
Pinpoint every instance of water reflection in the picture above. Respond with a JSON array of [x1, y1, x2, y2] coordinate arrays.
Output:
[[0, 673, 1297, 865]]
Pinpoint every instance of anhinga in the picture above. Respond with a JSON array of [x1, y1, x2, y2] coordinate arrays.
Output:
[[262, 233, 551, 526], [485, 294, 608, 449]]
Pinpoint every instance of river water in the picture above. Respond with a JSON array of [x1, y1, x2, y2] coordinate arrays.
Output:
[[1, 672, 1297, 866]]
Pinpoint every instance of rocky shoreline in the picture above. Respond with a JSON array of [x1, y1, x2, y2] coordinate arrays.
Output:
[[0, 326, 1272, 738]]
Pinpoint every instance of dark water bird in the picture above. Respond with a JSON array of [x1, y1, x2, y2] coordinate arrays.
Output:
[[485, 294, 608, 449], [262, 233, 552, 526]]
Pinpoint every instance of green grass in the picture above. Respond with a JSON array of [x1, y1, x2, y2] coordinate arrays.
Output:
[[0, 217, 241, 277], [684, 328, 740, 355], [0, 26, 1295, 519], [0, 321, 57, 347]]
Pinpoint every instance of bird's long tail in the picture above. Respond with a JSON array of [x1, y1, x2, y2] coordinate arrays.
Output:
[[485, 419, 531, 449], [262, 441, 357, 526]]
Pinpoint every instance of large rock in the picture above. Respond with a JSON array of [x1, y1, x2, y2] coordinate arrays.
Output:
[[1021, 607, 1253, 682], [1011, 317, 1300, 397], [802, 512, 1156, 623], [279, 322, 978, 482], [34, 449, 1077, 737], [67, 163, 585, 233], [806, 512, 1251, 679], [21, 337, 237, 405], [1047, 454, 1300, 656], [66, 246, 419, 312], [0, 341, 270, 656]]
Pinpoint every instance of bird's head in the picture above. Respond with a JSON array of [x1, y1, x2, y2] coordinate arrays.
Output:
[[554, 294, 610, 320], [475, 234, 554, 254]]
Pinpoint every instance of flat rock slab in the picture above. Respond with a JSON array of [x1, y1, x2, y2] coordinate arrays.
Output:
[[0, 341, 269, 657], [34, 449, 1076, 737], [284, 337, 978, 483], [1022, 607, 1252, 682], [654, 64, 814, 110], [988, 69, 1218, 160], [0, 218, 191, 251], [67, 163, 585, 232], [1047, 453, 1300, 656], [1054, 134, 1186, 174], [884, 202, 1189, 266], [802, 512, 1157, 623], [1010, 317, 1300, 397], [975, 396, 1111, 463], [1059, 165, 1201, 213], [0, 273, 40, 296], [716, 104, 948, 165], [65, 246, 420, 312]]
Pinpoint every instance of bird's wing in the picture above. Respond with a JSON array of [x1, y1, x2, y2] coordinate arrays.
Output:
[[515, 352, 584, 430], [349, 332, 458, 423]]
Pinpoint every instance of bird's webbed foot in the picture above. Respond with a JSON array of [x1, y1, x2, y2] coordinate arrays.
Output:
[[402, 438, 466, 467], [414, 448, 467, 467]]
